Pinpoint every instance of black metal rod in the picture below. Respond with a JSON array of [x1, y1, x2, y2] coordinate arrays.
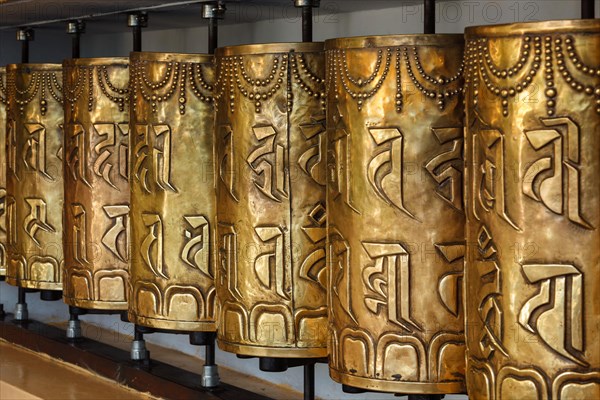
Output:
[[21, 40, 29, 63], [208, 17, 218, 55], [134, 325, 144, 341], [424, 0, 435, 34], [18, 287, 26, 304], [582, 0, 595, 18], [302, 6, 313, 42], [205, 333, 216, 365], [303, 363, 315, 400], [72, 33, 80, 58], [133, 25, 142, 52]]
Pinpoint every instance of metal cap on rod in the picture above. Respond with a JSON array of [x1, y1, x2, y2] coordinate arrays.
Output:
[[67, 20, 85, 59], [424, 0, 435, 34], [128, 12, 148, 52], [581, 0, 595, 18], [294, 0, 319, 42], [16, 27, 34, 63], [202, 1, 226, 55]]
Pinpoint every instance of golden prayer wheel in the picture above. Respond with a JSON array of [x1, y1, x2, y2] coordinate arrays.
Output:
[[214, 43, 328, 358], [128, 52, 216, 331], [5, 64, 64, 291], [325, 35, 466, 394], [464, 19, 600, 400], [62, 58, 130, 310], [0, 68, 7, 278]]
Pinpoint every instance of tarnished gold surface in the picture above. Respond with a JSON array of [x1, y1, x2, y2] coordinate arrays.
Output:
[[325, 35, 466, 394], [464, 19, 600, 400], [5, 64, 64, 290], [0, 68, 7, 277], [128, 52, 216, 331], [214, 43, 328, 358], [63, 58, 130, 310]]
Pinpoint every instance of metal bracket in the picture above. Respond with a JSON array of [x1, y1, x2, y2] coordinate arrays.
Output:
[[127, 12, 148, 28], [202, 2, 226, 20], [66, 19, 86, 34], [294, 0, 320, 7], [16, 27, 34, 41]]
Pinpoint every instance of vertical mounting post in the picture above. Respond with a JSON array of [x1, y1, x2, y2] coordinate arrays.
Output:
[[581, 0, 595, 18], [294, 0, 320, 42], [424, 0, 435, 34], [304, 363, 315, 400], [17, 27, 34, 63], [202, 2, 226, 55], [67, 20, 85, 59], [128, 12, 148, 52], [14, 27, 33, 321]]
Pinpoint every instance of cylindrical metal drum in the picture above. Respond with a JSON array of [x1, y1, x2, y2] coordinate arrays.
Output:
[[128, 52, 216, 331], [214, 43, 328, 358], [5, 64, 64, 291], [325, 35, 466, 394], [0, 68, 7, 277], [62, 58, 130, 310], [464, 20, 600, 400]]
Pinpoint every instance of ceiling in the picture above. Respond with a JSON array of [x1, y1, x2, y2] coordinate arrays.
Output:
[[0, 0, 413, 32]]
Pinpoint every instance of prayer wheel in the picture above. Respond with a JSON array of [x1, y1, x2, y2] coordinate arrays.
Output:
[[214, 43, 328, 358], [325, 35, 466, 394], [62, 58, 130, 310], [464, 19, 600, 400], [128, 52, 216, 331], [0, 68, 7, 278], [5, 64, 64, 291]]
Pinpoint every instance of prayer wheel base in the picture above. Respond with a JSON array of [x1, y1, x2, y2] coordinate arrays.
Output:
[[128, 313, 216, 333], [217, 340, 327, 359], [64, 298, 128, 311], [40, 290, 62, 301], [330, 370, 465, 395], [5, 277, 62, 292]]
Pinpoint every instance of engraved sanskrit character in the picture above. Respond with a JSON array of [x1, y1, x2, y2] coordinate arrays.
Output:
[[102, 205, 129, 262], [23, 123, 52, 180], [254, 226, 289, 300], [523, 117, 592, 229], [329, 229, 356, 323], [67, 123, 90, 186], [93, 123, 129, 188], [218, 124, 238, 201], [6, 196, 17, 247], [72, 204, 88, 264], [328, 105, 359, 213], [23, 198, 55, 247], [298, 116, 327, 186], [476, 225, 508, 359], [435, 243, 465, 317], [7, 119, 18, 179], [133, 124, 176, 194], [140, 213, 167, 279], [300, 203, 327, 290], [362, 241, 421, 332], [181, 215, 211, 278], [472, 116, 519, 230], [426, 127, 464, 211], [218, 222, 242, 299], [247, 126, 288, 202], [367, 127, 416, 219], [519, 263, 587, 366]]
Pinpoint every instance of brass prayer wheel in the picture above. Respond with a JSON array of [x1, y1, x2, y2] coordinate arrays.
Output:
[[128, 52, 216, 331], [464, 20, 600, 399], [63, 58, 130, 310], [214, 43, 328, 358], [325, 35, 466, 393], [5, 64, 64, 290], [0, 68, 7, 278]]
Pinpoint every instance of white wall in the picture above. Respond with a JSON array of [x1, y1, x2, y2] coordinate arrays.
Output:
[[1, 1, 599, 399]]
